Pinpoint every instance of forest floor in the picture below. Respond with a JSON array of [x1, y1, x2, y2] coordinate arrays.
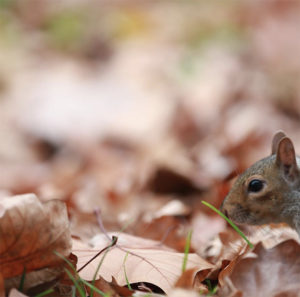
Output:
[[1, 1, 300, 296]]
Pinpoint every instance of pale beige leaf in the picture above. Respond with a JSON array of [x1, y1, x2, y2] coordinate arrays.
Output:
[[247, 224, 300, 249], [0, 194, 71, 279], [167, 288, 202, 297], [8, 289, 28, 297], [73, 233, 214, 295]]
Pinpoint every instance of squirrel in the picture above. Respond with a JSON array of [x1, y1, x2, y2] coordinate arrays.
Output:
[[220, 131, 300, 238]]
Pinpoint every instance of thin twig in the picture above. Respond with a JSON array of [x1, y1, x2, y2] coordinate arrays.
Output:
[[77, 236, 118, 273]]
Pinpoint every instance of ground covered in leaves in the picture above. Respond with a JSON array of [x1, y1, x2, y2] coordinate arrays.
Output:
[[1, 0, 300, 296]]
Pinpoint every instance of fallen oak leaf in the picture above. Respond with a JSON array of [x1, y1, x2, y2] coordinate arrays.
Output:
[[0, 194, 71, 279], [175, 267, 201, 289], [215, 224, 300, 288], [73, 233, 214, 295], [228, 240, 300, 297], [246, 224, 299, 249], [203, 229, 251, 287]]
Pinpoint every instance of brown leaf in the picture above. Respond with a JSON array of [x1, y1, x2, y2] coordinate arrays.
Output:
[[0, 194, 71, 279], [175, 267, 210, 290], [229, 240, 300, 297], [247, 224, 299, 249], [0, 274, 4, 297], [73, 233, 214, 295], [200, 229, 251, 287], [111, 277, 133, 297], [85, 276, 127, 297], [134, 215, 188, 252], [147, 166, 202, 195]]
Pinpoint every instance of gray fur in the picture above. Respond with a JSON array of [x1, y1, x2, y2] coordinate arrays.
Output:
[[221, 133, 300, 238]]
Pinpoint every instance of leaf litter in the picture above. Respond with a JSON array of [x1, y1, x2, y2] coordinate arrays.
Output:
[[1, 1, 300, 296], [73, 233, 214, 295]]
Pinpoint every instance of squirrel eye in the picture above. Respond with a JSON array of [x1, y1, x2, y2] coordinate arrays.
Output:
[[248, 179, 264, 193]]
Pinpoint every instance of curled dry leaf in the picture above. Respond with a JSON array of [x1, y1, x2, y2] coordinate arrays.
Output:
[[198, 228, 252, 289], [73, 233, 214, 295], [0, 194, 72, 279], [247, 224, 300, 249], [175, 267, 208, 292], [229, 240, 300, 297], [210, 225, 300, 291]]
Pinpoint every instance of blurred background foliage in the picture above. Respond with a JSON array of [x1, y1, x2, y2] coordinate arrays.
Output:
[[0, 0, 300, 193]]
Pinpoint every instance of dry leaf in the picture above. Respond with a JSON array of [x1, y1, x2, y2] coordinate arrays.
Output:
[[175, 268, 204, 290], [0, 274, 4, 297], [152, 200, 191, 218], [8, 289, 28, 297], [0, 194, 71, 279], [229, 240, 300, 297], [191, 213, 226, 254], [247, 224, 300, 249], [134, 215, 187, 252], [147, 166, 202, 195], [111, 277, 133, 297], [73, 233, 214, 294], [85, 276, 129, 297]]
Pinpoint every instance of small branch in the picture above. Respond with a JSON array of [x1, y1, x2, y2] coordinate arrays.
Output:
[[77, 236, 118, 273]]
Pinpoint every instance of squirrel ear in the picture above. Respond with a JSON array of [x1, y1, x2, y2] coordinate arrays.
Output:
[[271, 131, 287, 155], [276, 137, 299, 181]]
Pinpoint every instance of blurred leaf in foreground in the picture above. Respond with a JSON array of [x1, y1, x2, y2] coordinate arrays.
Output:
[[0, 194, 71, 289]]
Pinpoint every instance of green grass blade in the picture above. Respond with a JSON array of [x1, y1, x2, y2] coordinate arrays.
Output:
[[204, 279, 218, 296], [89, 236, 118, 297], [80, 279, 110, 297], [18, 267, 26, 292], [123, 252, 132, 290], [54, 251, 77, 273], [71, 286, 76, 297], [201, 201, 253, 248], [64, 268, 86, 297], [55, 240, 116, 297], [54, 251, 87, 295], [182, 229, 193, 273]]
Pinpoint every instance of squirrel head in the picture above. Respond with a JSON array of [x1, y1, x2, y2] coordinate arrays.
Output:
[[220, 131, 300, 227]]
